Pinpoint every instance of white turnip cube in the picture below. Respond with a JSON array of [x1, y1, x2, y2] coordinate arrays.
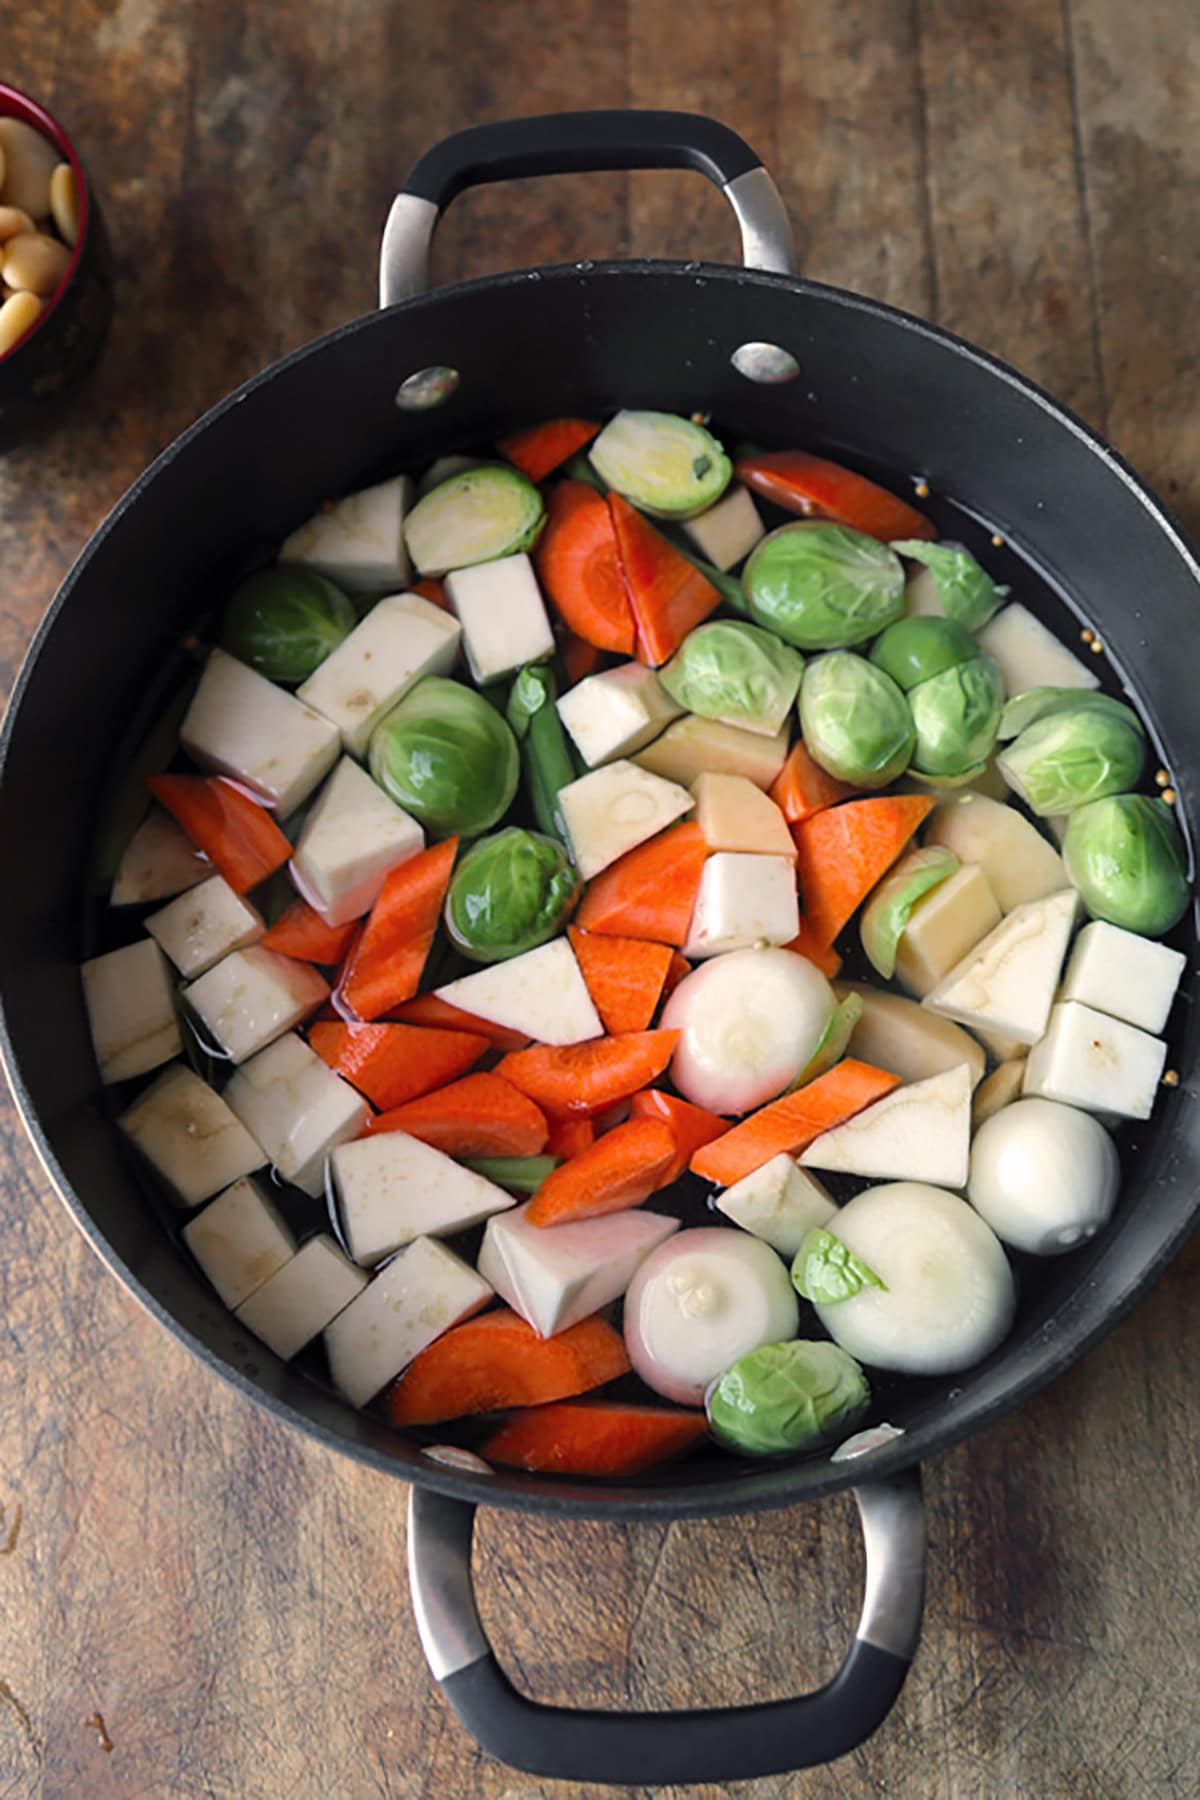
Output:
[[110, 808, 210, 906], [235, 1234, 367, 1359], [184, 947, 329, 1063], [800, 1063, 974, 1188], [119, 1064, 265, 1207], [296, 592, 461, 757], [181, 648, 340, 816], [330, 1131, 514, 1267], [683, 852, 799, 958], [558, 759, 693, 880], [182, 1177, 296, 1309], [324, 1236, 493, 1407], [556, 663, 683, 767], [223, 1033, 369, 1197], [290, 758, 424, 927], [978, 603, 1100, 694], [436, 937, 602, 1045], [280, 474, 413, 591], [923, 889, 1079, 1046], [444, 553, 554, 684], [1022, 1001, 1166, 1121], [681, 484, 764, 570], [478, 1204, 680, 1338], [81, 938, 182, 1084], [146, 875, 264, 978], [1059, 920, 1186, 1036], [716, 1155, 836, 1257]]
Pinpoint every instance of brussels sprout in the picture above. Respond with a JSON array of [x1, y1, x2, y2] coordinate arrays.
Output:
[[890, 539, 1008, 628], [444, 827, 580, 963], [1063, 794, 1190, 936], [403, 464, 545, 577], [791, 1227, 887, 1305], [744, 522, 905, 650], [870, 616, 978, 693], [998, 685, 1144, 742], [589, 410, 732, 518], [998, 705, 1146, 817], [706, 1339, 871, 1455], [908, 654, 1005, 777], [799, 652, 915, 788], [860, 846, 960, 979], [794, 992, 864, 1086], [659, 621, 805, 736], [368, 676, 519, 836], [220, 565, 356, 683]]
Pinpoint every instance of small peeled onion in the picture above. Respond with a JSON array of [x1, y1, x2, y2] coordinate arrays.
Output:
[[662, 945, 834, 1115], [968, 1097, 1119, 1255]]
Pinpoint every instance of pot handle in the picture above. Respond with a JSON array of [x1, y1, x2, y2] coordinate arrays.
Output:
[[407, 1465, 925, 1784], [380, 109, 796, 306]]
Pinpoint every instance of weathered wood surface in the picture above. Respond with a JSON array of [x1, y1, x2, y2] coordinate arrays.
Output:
[[1, 3, 1198, 1796]]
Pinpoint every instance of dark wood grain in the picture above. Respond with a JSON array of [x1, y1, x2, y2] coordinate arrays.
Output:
[[1, 4, 1198, 1797]]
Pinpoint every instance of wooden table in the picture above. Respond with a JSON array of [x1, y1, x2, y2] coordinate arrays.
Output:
[[2, 5, 1198, 1795]]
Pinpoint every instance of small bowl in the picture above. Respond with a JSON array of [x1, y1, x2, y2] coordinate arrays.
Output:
[[0, 82, 113, 450]]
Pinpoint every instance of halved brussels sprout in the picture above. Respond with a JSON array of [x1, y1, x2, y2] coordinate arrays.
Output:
[[659, 620, 804, 736], [220, 565, 356, 684], [998, 705, 1146, 816], [908, 654, 1005, 777], [443, 827, 580, 964], [706, 1339, 871, 1456], [744, 522, 905, 650], [860, 846, 960, 979], [890, 539, 1008, 628], [589, 410, 731, 518], [799, 652, 915, 788], [1063, 794, 1190, 936], [368, 676, 520, 837], [403, 464, 545, 577], [870, 616, 978, 693], [792, 1226, 887, 1304], [998, 685, 1145, 742]]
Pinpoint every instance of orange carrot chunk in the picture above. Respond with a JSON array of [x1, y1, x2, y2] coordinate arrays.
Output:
[[662, 949, 692, 998], [574, 822, 707, 946], [383, 1309, 630, 1425], [148, 774, 291, 895], [387, 991, 531, 1052], [690, 1059, 901, 1185], [792, 795, 934, 949], [781, 920, 844, 981], [545, 1116, 596, 1160], [410, 576, 450, 612], [535, 480, 635, 654], [308, 1020, 488, 1110], [735, 450, 937, 543], [337, 837, 458, 1021], [629, 1089, 728, 1184], [568, 928, 674, 1035], [525, 1118, 677, 1227], [608, 492, 721, 665], [559, 629, 604, 688], [498, 418, 601, 484], [366, 1072, 548, 1157], [481, 1400, 709, 1476], [261, 897, 357, 965], [497, 1030, 680, 1119], [769, 741, 858, 825]]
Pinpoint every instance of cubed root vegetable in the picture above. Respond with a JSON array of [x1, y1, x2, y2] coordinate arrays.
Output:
[[148, 775, 292, 894], [792, 795, 935, 948], [498, 418, 600, 484], [261, 897, 357, 965], [574, 821, 708, 945], [308, 1020, 489, 1110], [366, 1071, 549, 1157], [497, 1030, 680, 1119], [337, 837, 458, 1021], [567, 928, 674, 1034], [770, 741, 858, 824], [525, 1118, 677, 1227], [534, 480, 635, 654], [383, 1307, 629, 1424], [690, 1059, 902, 1185], [479, 1400, 709, 1476], [387, 991, 530, 1051], [609, 493, 721, 664], [628, 1089, 728, 1183], [735, 451, 936, 543]]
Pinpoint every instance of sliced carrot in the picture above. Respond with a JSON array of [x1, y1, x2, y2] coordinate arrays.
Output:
[[525, 1118, 676, 1227], [567, 927, 674, 1035], [629, 1089, 728, 1184], [498, 418, 600, 484], [608, 492, 721, 665], [147, 774, 291, 894], [410, 576, 449, 612], [575, 822, 707, 946], [481, 1400, 708, 1477], [366, 1072, 548, 1157], [387, 991, 530, 1052], [497, 1030, 680, 1120], [337, 837, 458, 1021], [308, 1020, 488, 1110], [545, 1116, 596, 1160], [690, 1059, 901, 1185], [535, 480, 635, 654], [792, 795, 934, 948], [560, 628, 603, 688], [261, 896, 357, 965], [383, 1308, 629, 1424], [770, 742, 858, 825], [662, 949, 692, 998], [781, 921, 844, 981], [735, 450, 937, 543]]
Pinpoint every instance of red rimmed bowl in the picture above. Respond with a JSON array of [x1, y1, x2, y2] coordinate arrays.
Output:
[[0, 82, 112, 449]]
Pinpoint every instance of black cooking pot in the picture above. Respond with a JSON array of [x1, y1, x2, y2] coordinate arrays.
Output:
[[2, 113, 1197, 1788]]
